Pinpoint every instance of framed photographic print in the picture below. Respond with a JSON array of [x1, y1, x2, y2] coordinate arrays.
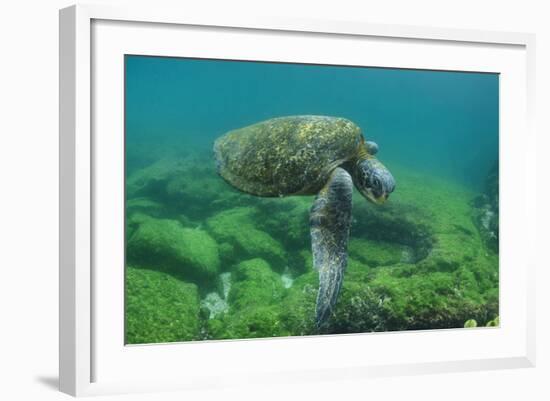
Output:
[[59, 4, 536, 397]]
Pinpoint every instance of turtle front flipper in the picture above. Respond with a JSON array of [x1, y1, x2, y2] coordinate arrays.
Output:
[[310, 167, 353, 330]]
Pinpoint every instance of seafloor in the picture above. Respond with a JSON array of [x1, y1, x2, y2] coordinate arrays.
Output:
[[125, 148, 499, 344]]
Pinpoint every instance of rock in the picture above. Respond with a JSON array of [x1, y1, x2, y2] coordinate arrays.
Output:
[[256, 197, 312, 250], [176, 214, 195, 228], [313, 258, 386, 334], [417, 232, 478, 273], [200, 292, 229, 319], [125, 266, 200, 344], [218, 272, 232, 299], [123, 157, 501, 340], [206, 208, 287, 269], [164, 166, 236, 218], [200, 272, 232, 320], [205, 259, 288, 339], [330, 282, 387, 334], [126, 157, 187, 199], [286, 249, 313, 276], [127, 217, 220, 283], [126, 212, 154, 240], [228, 258, 286, 310], [279, 271, 318, 335], [364, 267, 490, 331], [281, 270, 294, 289], [126, 197, 165, 218], [217, 242, 235, 266], [207, 305, 288, 340], [349, 238, 408, 267], [472, 160, 499, 252], [351, 198, 433, 262], [126, 155, 237, 219]]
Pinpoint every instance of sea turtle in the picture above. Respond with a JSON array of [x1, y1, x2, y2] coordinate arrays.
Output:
[[213, 115, 395, 329]]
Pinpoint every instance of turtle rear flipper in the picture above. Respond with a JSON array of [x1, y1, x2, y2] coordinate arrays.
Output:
[[309, 167, 353, 330]]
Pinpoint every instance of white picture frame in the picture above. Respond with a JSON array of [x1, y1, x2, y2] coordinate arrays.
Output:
[[59, 4, 536, 397]]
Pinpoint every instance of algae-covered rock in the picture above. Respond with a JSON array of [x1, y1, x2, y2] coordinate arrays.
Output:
[[256, 197, 312, 249], [126, 157, 187, 199], [206, 259, 288, 339], [351, 198, 433, 262], [126, 155, 238, 219], [124, 156, 500, 340], [286, 249, 313, 276], [279, 271, 318, 335], [349, 238, 410, 267], [228, 258, 286, 309], [323, 259, 386, 333], [217, 242, 236, 266], [207, 305, 289, 340], [206, 208, 286, 269], [330, 283, 387, 334], [125, 266, 200, 344], [127, 217, 220, 283], [473, 204, 498, 251], [127, 197, 165, 218], [164, 166, 236, 216], [471, 161, 499, 253], [126, 212, 154, 240], [365, 266, 492, 331], [176, 214, 195, 228], [417, 232, 478, 273]]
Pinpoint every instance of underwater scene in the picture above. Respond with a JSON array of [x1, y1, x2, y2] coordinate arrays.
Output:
[[124, 55, 499, 344]]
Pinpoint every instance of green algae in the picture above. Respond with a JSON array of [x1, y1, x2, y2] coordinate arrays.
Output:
[[206, 208, 287, 269], [126, 197, 165, 218], [278, 271, 318, 335], [125, 155, 499, 343], [349, 238, 409, 267], [127, 217, 220, 283], [228, 258, 286, 309], [207, 305, 289, 340], [205, 259, 289, 339], [127, 157, 188, 199], [125, 266, 201, 344], [256, 197, 312, 250]]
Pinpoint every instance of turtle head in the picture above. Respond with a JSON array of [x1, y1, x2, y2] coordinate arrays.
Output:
[[353, 141, 395, 204]]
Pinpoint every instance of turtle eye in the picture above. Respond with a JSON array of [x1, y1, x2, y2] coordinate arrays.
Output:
[[365, 141, 379, 155]]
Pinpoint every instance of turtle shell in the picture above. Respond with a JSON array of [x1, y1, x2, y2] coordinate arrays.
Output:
[[213, 115, 363, 196]]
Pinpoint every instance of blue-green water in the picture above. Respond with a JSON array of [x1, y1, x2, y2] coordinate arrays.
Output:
[[124, 55, 499, 344], [126, 55, 498, 189]]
